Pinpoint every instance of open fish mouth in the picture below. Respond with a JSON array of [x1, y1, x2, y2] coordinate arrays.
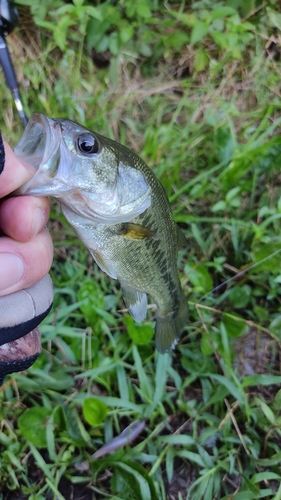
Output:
[[15, 113, 51, 168], [15, 113, 68, 196]]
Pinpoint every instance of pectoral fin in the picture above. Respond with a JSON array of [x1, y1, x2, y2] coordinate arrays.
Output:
[[118, 223, 156, 240], [122, 283, 147, 322]]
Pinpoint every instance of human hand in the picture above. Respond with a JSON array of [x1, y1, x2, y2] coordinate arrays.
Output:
[[0, 133, 54, 384]]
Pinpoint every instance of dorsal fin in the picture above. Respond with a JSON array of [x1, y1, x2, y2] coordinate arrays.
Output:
[[176, 225, 187, 248]]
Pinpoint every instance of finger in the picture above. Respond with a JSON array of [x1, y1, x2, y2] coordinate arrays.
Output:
[[0, 195, 50, 242], [0, 229, 53, 296], [0, 139, 36, 198]]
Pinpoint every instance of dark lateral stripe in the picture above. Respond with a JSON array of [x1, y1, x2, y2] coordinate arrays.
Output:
[[0, 303, 52, 346], [0, 131, 5, 175]]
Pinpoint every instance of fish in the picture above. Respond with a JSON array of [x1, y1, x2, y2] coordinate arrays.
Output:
[[15, 112, 188, 352]]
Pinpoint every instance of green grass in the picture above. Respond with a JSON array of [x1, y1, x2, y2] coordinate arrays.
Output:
[[1, 1, 281, 499]]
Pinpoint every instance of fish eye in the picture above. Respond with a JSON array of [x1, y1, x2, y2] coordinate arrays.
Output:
[[77, 133, 99, 155]]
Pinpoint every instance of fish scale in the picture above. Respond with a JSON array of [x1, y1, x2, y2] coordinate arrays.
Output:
[[15, 112, 189, 352]]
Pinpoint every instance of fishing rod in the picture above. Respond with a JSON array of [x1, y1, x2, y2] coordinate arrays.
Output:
[[0, 0, 27, 128]]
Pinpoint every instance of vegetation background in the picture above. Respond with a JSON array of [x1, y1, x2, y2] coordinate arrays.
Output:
[[1, 0, 281, 498]]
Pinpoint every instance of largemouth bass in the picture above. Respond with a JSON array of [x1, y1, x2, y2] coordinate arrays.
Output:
[[15, 113, 188, 352]]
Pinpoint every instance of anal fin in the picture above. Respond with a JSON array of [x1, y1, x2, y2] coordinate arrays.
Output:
[[155, 295, 188, 353], [122, 283, 147, 322]]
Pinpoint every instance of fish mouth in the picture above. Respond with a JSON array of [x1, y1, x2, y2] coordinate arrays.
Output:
[[15, 113, 51, 169], [15, 113, 68, 196]]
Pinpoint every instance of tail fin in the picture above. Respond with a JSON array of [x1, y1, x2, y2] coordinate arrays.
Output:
[[155, 296, 188, 353]]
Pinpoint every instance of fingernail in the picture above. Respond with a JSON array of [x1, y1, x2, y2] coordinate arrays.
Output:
[[0, 131, 5, 175], [0, 253, 25, 291], [31, 207, 45, 238]]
